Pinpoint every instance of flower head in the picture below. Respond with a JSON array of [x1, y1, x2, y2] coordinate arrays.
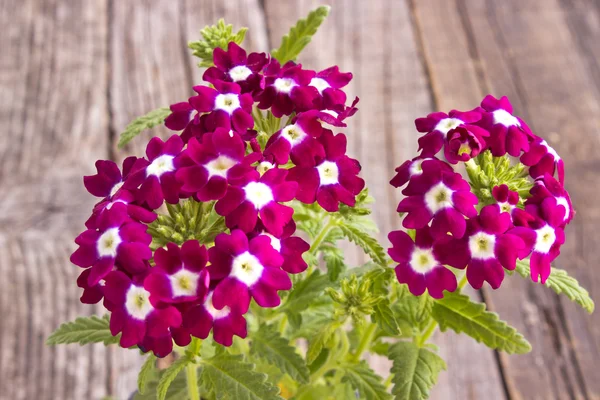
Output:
[[491, 184, 534, 227], [415, 110, 483, 156], [309, 66, 352, 109], [520, 138, 565, 183]]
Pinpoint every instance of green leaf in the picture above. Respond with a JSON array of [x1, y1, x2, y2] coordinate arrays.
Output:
[[250, 325, 310, 384], [371, 299, 400, 336], [199, 354, 283, 400], [388, 342, 446, 400], [271, 6, 330, 64], [306, 321, 339, 364], [323, 247, 346, 281], [138, 354, 157, 395], [46, 315, 119, 346], [283, 270, 331, 312], [117, 107, 171, 148], [133, 367, 188, 400], [189, 19, 248, 67], [339, 224, 387, 266], [515, 259, 594, 313], [157, 356, 191, 400], [341, 361, 392, 400], [432, 291, 532, 354]]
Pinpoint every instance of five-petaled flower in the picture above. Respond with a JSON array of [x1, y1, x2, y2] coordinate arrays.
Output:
[[309, 66, 353, 110], [491, 184, 534, 227], [521, 137, 565, 183], [414, 109, 483, 157]]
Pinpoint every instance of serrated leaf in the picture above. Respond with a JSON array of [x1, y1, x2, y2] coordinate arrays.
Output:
[[432, 291, 531, 354], [200, 354, 283, 400], [306, 322, 339, 364], [515, 259, 594, 313], [323, 247, 346, 281], [138, 354, 157, 395], [388, 342, 446, 400], [157, 356, 191, 400], [250, 325, 310, 383], [117, 107, 171, 148], [46, 315, 119, 346], [133, 367, 188, 400], [372, 300, 400, 336], [283, 270, 331, 312], [339, 224, 387, 266], [271, 6, 330, 64], [341, 361, 392, 400]]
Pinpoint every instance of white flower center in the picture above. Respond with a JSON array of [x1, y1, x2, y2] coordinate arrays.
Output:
[[204, 292, 231, 320], [409, 159, 429, 177], [146, 154, 175, 178], [228, 65, 253, 82], [424, 182, 454, 214], [534, 224, 557, 254], [244, 182, 274, 209], [214, 93, 241, 114], [556, 197, 570, 221], [205, 155, 237, 179], [409, 247, 438, 274], [434, 118, 463, 134], [317, 161, 339, 186], [231, 251, 264, 286], [492, 109, 520, 127], [257, 161, 274, 175], [169, 269, 199, 297], [540, 140, 560, 160], [309, 77, 330, 95], [468, 232, 496, 259], [97, 227, 122, 258], [274, 78, 297, 94], [110, 181, 124, 197], [263, 233, 282, 252], [280, 124, 307, 147], [497, 201, 514, 214], [125, 286, 153, 320]]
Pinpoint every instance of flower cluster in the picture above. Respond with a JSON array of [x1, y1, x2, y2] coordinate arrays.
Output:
[[389, 95, 573, 298], [71, 41, 363, 357]]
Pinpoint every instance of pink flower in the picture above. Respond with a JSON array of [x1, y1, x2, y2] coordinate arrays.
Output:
[[207, 230, 291, 313], [444, 125, 489, 164], [77, 269, 104, 304], [215, 167, 297, 236], [390, 157, 452, 189], [397, 160, 478, 238], [175, 129, 257, 201], [250, 220, 310, 274], [525, 175, 574, 227], [256, 60, 319, 117], [203, 41, 268, 94], [144, 241, 210, 305], [164, 102, 206, 144], [414, 109, 483, 156], [491, 184, 534, 227], [520, 137, 565, 183], [478, 95, 534, 157], [309, 66, 353, 109], [190, 81, 254, 134], [287, 131, 365, 212], [70, 203, 152, 286], [388, 227, 457, 299]]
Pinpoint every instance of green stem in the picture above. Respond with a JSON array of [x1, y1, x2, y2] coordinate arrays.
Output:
[[309, 218, 337, 256], [351, 322, 377, 363], [186, 364, 200, 400], [278, 314, 288, 334]]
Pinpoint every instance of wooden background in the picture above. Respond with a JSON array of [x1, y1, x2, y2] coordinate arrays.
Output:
[[1, 0, 599, 399]]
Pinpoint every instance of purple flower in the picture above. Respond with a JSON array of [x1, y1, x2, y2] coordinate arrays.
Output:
[[287, 131, 365, 212], [144, 241, 210, 305], [128, 135, 184, 210], [203, 41, 268, 94], [164, 102, 206, 144], [478, 95, 534, 157], [256, 60, 319, 117], [390, 157, 452, 189], [250, 220, 310, 274], [444, 125, 489, 164], [207, 230, 291, 314], [414, 110, 483, 156], [215, 167, 297, 236], [309, 66, 352, 110], [491, 184, 534, 227], [77, 269, 104, 304], [397, 160, 478, 238], [70, 203, 152, 286], [388, 227, 457, 299], [525, 174, 574, 227], [520, 137, 565, 183]]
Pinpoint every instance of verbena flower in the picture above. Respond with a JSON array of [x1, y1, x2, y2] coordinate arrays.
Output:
[[70, 203, 152, 286], [76, 269, 104, 304], [520, 137, 565, 183], [165, 102, 205, 144], [397, 160, 478, 238], [388, 227, 457, 299], [207, 230, 291, 313], [390, 157, 452, 189], [287, 131, 365, 212], [525, 174, 574, 227], [491, 184, 534, 227], [309, 66, 352, 109], [444, 125, 489, 164], [414, 110, 483, 156], [250, 220, 310, 274]]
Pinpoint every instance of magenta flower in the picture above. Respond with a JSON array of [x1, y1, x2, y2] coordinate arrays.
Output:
[[526, 174, 574, 227], [390, 157, 452, 189], [414, 110, 483, 156], [215, 167, 297, 236], [388, 227, 457, 299], [77, 269, 104, 304], [444, 125, 489, 164], [128, 135, 184, 210], [104, 271, 182, 351], [175, 129, 256, 201], [438, 205, 526, 289], [144, 241, 210, 305], [207, 230, 291, 314], [287, 131, 365, 212], [491, 184, 534, 227], [397, 160, 478, 238], [203, 41, 268, 94], [183, 291, 248, 346], [256, 60, 319, 117], [309, 66, 352, 109], [520, 137, 565, 183], [250, 220, 310, 274], [70, 203, 152, 286], [164, 102, 206, 144], [478, 95, 534, 157]]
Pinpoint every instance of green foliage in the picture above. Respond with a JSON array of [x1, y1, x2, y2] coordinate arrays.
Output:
[[157, 356, 192, 400], [189, 19, 248, 67], [432, 291, 532, 354], [341, 361, 392, 400], [250, 325, 310, 384], [138, 354, 157, 395], [46, 315, 119, 346], [133, 367, 188, 400], [271, 6, 330, 64], [117, 107, 171, 149], [389, 342, 446, 400], [306, 321, 340, 364], [371, 299, 401, 336], [514, 259, 594, 313], [392, 288, 435, 335], [323, 247, 346, 281], [339, 224, 387, 266]]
